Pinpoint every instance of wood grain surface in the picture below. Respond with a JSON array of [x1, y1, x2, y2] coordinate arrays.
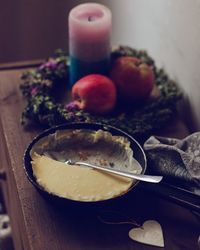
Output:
[[0, 66, 199, 250], [0, 59, 44, 71]]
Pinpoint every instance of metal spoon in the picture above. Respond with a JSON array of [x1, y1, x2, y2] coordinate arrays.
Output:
[[65, 159, 163, 183]]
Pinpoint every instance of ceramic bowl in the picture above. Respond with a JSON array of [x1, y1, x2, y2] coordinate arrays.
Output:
[[24, 123, 147, 205]]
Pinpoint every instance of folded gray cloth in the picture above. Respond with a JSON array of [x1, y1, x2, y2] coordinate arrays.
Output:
[[144, 132, 200, 192]]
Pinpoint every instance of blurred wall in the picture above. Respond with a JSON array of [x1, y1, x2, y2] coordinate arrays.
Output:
[[0, 0, 108, 63], [110, 0, 200, 130], [1, 0, 200, 130]]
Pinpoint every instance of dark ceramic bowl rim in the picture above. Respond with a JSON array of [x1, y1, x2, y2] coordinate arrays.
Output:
[[23, 122, 147, 204]]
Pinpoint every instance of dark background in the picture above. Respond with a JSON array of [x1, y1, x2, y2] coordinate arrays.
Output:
[[0, 0, 107, 63]]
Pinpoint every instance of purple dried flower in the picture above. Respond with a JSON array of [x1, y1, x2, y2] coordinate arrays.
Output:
[[31, 87, 39, 96], [39, 64, 45, 70], [65, 101, 79, 111], [39, 58, 58, 70]]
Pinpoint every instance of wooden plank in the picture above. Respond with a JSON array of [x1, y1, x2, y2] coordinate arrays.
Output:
[[0, 59, 44, 71], [0, 118, 10, 211], [0, 69, 34, 250], [0, 67, 199, 250]]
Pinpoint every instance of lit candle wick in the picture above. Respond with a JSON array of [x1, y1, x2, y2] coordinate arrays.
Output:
[[88, 16, 94, 22]]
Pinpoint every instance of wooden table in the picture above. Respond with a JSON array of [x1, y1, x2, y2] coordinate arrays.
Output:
[[0, 62, 199, 250]]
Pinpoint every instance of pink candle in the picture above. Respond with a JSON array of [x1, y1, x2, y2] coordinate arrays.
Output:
[[68, 3, 112, 85]]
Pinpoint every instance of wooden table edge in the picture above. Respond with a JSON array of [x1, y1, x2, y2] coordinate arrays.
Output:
[[0, 118, 29, 250], [0, 59, 44, 71]]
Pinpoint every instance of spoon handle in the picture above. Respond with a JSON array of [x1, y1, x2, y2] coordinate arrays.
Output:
[[67, 160, 163, 183]]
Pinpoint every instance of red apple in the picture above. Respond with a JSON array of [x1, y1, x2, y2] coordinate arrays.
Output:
[[72, 74, 117, 114], [110, 56, 155, 103]]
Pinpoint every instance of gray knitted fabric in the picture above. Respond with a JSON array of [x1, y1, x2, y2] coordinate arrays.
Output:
[[144, 132, 200, 191]]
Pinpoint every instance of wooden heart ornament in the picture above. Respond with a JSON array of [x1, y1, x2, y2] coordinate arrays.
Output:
[[129, 220, 164, 247]]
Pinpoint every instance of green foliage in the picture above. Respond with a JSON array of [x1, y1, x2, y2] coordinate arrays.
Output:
[[20, 46, 182, 141]]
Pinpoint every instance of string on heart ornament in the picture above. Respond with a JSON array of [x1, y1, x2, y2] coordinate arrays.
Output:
[[98, 211, 164, 247], [97, 210, 141, 227]]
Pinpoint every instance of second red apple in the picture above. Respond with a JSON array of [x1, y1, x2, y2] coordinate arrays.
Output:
[[110, 56, 155, 103]]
